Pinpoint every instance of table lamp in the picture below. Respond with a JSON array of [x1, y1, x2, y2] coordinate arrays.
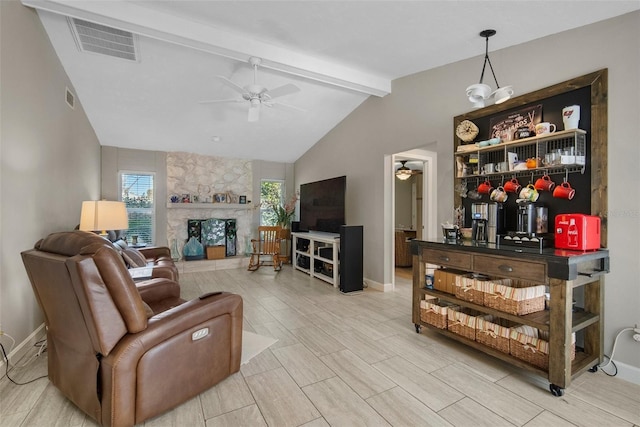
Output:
[[79, 200, 129, 236]]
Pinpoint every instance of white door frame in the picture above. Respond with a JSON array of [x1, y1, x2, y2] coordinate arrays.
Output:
[[384, 149, 438, 291]]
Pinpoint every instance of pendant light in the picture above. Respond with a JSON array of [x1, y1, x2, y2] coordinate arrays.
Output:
[[466, 29, 514, 108], [396, 161, 412, 180]]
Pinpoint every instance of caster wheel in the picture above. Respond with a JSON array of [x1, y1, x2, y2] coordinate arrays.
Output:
[[588, 364, 598, 373], [549, 384, 564, 397], [414, 324, 421, 333]]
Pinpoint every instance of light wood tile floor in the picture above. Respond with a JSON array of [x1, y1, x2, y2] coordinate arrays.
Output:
[[1, 266, 639, 426]]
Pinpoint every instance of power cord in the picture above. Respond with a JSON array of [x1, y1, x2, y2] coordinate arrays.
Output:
[[0, 341, 48, 385], [597, 326, 634, 377]]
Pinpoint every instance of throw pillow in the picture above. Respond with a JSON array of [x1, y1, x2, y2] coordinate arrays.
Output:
[[141, 301, 154, 318], [122, 248, 147, 268]]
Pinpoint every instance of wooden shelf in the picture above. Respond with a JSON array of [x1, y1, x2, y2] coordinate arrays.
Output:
[[167, 203, 252, 210], [419, 287, 600, 334], [417, 320, 597, 378], [456, 129, 587, 155]]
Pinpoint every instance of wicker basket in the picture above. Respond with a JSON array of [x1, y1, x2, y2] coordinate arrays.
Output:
[[483, 281, 545, 315], [447, 308, 484, 340], [420, 299, 457, 329], [454, 274, 484, 304], [510, 327, 576, 370], [476, 317, 513, 354]]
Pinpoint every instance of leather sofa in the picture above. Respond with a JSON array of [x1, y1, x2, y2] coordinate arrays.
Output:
[[21, 231, 243, 427], [112, 240, 180, 282]]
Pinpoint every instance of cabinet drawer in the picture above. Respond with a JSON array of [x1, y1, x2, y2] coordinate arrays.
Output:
[[423, 248, 472, 270], [473, 255, 547, 283]]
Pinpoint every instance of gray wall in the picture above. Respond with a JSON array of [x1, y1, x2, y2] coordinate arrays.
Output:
[[0, 1, 101, 349], [295, 12, 640, 370], [101, 146, 168, 246], [395, 178, 412, 229]]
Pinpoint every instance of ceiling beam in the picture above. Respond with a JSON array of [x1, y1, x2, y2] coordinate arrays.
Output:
[[21, 0, 391, 96]]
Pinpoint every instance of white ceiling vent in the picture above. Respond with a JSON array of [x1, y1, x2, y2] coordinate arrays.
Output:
[[67, 17, 139, 61]]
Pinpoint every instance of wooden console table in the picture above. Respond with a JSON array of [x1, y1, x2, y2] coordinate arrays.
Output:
[[411, 238, 609, 396]]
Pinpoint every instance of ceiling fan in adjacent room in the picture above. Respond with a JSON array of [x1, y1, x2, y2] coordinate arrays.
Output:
[[200, 56, 304, 122], [395, 160, 422, 180]]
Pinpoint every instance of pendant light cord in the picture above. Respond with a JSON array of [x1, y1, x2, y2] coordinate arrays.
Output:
[[479, 34, 501, 88]]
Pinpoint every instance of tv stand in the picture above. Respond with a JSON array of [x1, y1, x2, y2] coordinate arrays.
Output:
[[292, 231, 340, 287]]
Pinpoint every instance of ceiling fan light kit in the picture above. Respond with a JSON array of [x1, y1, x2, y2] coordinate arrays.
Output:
[[466, 29, 514, 108], [395, 161, 413, 180], [200, 56, 303, 122]]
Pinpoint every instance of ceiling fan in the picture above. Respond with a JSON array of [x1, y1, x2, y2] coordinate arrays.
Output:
[[200, 56, 304, 122], [395, 160, 422, 180]]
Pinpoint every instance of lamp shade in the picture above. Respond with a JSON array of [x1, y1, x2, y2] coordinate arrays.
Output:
[[79, 200, 129, 235]]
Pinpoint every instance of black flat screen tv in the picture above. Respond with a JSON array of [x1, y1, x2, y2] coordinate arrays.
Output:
[[299, 176, 346, 234]]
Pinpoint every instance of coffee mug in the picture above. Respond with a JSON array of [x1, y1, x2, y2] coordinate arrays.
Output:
[[478, 180, 493, 195], [562, 105, 580, 130], [535, 122, 557, 135], [553, 181, 576, 200], [483, 163, 495, 174], [504, 178, 521, 194], [519, 184, 539, 202], [534, 174, 556, 192], [490, 186, 508, 203], [467, 188, 482, 200], [496, 161, 509, 173]]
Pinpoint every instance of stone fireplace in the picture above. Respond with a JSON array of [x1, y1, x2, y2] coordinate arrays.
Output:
[[166, 152, 253, 259]]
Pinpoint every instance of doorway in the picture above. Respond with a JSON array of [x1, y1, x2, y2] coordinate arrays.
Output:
[[384, 149, 438, 291]]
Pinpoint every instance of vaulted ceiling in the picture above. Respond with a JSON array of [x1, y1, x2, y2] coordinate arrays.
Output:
[[23, 1, 640, 162]]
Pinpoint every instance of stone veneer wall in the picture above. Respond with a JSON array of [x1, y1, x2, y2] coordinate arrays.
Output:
[[167, 152, 253, 258]]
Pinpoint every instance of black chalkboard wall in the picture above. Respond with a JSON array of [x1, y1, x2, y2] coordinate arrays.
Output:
[[458, 86, 592, 233]]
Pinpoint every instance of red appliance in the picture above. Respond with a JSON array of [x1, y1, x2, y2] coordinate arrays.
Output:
[[554, 214, 601, 251]]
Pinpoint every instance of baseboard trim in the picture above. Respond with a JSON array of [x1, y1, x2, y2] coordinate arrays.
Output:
[[0, 323, 46, 377], [613, 359, 640, 385], [365, 278, 393, 292]]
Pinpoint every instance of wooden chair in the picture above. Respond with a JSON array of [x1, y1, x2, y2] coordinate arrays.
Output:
[[248, 226, 283, 271]]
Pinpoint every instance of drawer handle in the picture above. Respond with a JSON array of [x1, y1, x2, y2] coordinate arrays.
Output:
[[498, 264, 514, 273], [439, 256, 450, 262]]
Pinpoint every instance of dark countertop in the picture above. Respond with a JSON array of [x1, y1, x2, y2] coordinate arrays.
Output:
[[411, 238, 609, 280]]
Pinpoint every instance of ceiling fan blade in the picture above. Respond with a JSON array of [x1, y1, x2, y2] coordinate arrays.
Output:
[[216, 75, 247, 95], [248, 104, 260, 122], [268, 100, 307, 113], [265, 83, 300, 99], [199, 98, 243, 104]]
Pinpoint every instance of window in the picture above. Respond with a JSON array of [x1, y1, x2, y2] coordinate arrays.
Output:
[[120, 172, 154, 245], [260, 180, 284, 226]]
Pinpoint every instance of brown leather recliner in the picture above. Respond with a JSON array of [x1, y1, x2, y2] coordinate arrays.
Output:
[[21, 231, 243, 427]]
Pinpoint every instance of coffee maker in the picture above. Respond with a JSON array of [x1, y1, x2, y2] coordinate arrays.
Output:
[[471, 202, 488, 243], [517, 201, 537, 235]]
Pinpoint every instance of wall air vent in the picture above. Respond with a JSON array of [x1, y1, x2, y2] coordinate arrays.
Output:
[[65, 87, 75, 109], [67, 17, 139, 61]]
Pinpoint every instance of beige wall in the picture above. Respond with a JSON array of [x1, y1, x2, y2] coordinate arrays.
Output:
[[0, 1, 101, 350], [296, 12, 640, 371]]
